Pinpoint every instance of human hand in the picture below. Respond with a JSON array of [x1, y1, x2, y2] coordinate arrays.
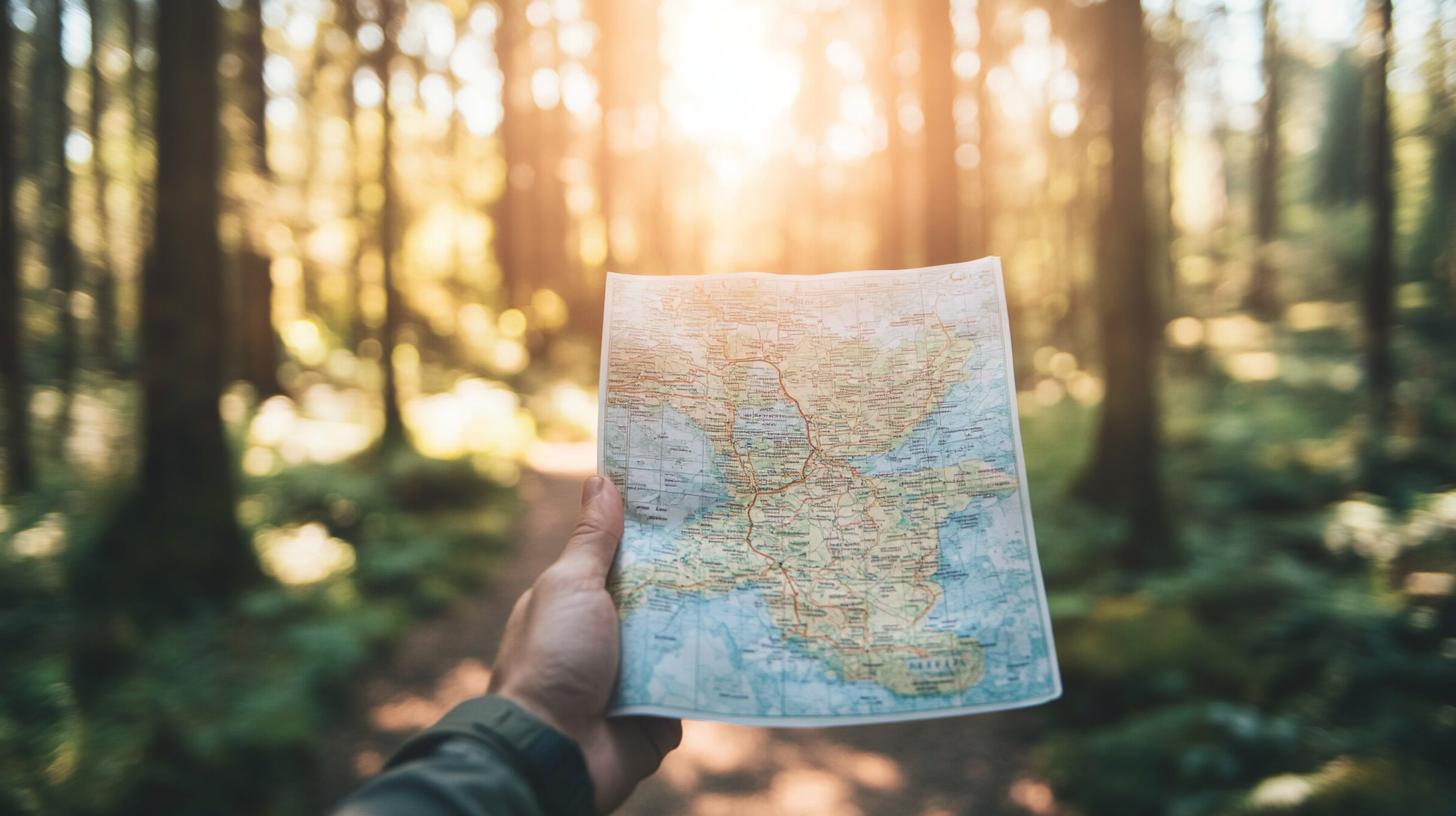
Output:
[[487, 476, 682, 814]]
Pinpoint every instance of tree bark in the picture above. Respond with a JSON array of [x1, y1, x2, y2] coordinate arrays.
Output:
[[88, 0, 118, 372], [974, 0, 997, 257], [341, 0, 365, 348], [585, 0, 619, 340], [920, 0, 959, 265], [1, 8, 36, 495], [88, 0, 256, 612], [1362, 0, 1396, 469], [877, 0, 905, 269], [1244, 0, 1281, 318], [238, 0, 283, 396], [493, 0, 522, 306], [1074, 0, 1171, 568], [1162, 0, 1183, 316], [376, 0, 408, 449], [128, 0, 152, 286], [39, 0, 80, 457]]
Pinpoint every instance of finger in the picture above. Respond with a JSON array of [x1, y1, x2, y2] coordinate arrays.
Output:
[[556, 476, 624, 581], [639, 716, 683, 759], [607, 716, 682, 780]]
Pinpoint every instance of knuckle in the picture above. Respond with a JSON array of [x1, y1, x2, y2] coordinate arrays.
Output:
[[571, 512, 615, 544], [536, 562, 587, 594]]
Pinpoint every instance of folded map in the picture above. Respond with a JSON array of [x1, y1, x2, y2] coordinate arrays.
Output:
[[597, 258, 1060, 726]]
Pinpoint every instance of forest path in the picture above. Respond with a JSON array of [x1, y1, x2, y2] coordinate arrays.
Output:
[[316, 462, 1044, 816]]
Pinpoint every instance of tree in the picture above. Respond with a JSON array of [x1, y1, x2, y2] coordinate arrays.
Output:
[[83, 0, 258, 613], [1413, 9, 1456, 302], [236, 0, 283, 396], [1244, 0, 1281, 318], [1, 3, 36, 495], [376, 0, 408, 449], [1158, 0, 1185, 314], [592, 0, 621, 330], [38, 0, 80, 456], [877, 0, 905, 268], [1074, 0, 1171, 568], [1313, 49, 1368, 206], [974, 0, 998, 257], [920, 0, 959, 265], [493, 0, 523, 305], [1362, 0, 1396, 466], [341, 0, 366, 348], [88, 0, 118, 371]]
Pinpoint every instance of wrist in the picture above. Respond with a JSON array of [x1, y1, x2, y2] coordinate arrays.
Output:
[[495, 686, 582, 746]]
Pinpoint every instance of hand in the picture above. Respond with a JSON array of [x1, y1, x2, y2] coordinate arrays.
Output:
[[487, 476, 682, 814]]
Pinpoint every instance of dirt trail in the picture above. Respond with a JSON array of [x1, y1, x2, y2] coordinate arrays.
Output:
[[317, 467, 1046, 815]]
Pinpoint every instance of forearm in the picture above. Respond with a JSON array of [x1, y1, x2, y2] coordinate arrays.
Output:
[[334, 696, 596, 816]]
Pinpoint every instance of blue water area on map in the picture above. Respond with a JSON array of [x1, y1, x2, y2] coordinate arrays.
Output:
[[616, 576, 1057, 717]]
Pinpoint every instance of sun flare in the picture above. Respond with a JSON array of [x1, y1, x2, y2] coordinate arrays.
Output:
[[658, 0, 801, 151]]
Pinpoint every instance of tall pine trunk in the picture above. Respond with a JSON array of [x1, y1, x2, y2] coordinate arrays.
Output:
[[1245, 0, 1281, 318], [1, 8, 36, 495], [85, 0, 257, 615], [128, 0, 152, 299], [238, 0, 282, 396], [341, 0, 365, 348], [88, 0, 118, 372], [376, 0, 408, 449], [39, 0, 80, 457], [1362, 0, 1396, 472], [1074, 0, 1171, 568], [493, 0, 522, 306], [877, 0, 905, 268], [920, 0, 959, 265], [974, 0, 997, 257]]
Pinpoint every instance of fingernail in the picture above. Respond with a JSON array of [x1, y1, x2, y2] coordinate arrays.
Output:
[[582, 475, 606, 506]]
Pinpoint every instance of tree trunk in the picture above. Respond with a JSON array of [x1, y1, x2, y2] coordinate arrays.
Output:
[[877, 0, 905, 269], [1162, 0, 1183, 316], [493, 0, 522, 306], [88, 0, 118, 372], [299, 34, 325, 319], [128, 0, 153, 295], [920, 0, 959, 265], [1074, 0, 1171, 568], [341, 0, 365, 348], [87, 0, 256, 613], [1, 8, 36, 495], [1244, 0, 1281, 318], [377, 0, 408, 449], [1362, 0, 1396, 470], [974, 0, 997, 257], [594, 0, 620, 317], [238, 0, 283, 396], [39, 0, 80, 457]]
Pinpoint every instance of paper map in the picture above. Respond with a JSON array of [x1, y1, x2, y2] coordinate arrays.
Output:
[[597, 259, 1060, 726]]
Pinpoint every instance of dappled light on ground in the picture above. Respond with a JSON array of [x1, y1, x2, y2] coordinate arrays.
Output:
[[655, 722, 896, 816], [368, 658, 493, 735], [1007, 778, 1057, 814]]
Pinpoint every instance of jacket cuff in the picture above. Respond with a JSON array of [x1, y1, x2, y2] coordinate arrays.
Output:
[[388, 695, 596, 816]]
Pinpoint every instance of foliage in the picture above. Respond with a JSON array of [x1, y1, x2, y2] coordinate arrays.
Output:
[[1028, 362, 1456, 816], [0, 450, 512, 816]]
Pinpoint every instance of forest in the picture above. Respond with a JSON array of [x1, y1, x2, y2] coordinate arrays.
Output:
[[1, 0, 1454, 813]]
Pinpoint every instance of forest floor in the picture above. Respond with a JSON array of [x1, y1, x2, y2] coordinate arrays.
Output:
[[313, 462, 1053, 816]]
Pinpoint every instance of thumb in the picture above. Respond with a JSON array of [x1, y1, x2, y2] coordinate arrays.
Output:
[[557, 475, 624, 581]]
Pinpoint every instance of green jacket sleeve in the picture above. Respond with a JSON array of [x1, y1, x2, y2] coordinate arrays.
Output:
[[333, 696, 596, 816]]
